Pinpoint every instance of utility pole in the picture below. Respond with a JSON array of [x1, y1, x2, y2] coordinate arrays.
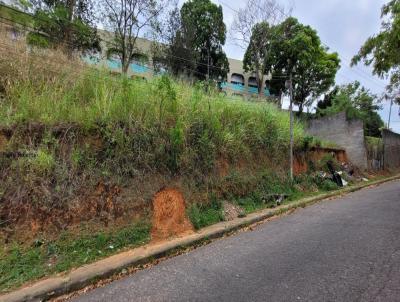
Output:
[[289, 73, 294, 181], [288, 73, 294, 181], [388, 99, 393, 129], [207, 47, 210, 81]]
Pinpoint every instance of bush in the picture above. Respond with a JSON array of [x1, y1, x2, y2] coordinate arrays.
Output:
[[187, 199, 224, 230], [319, 179, 338, 191]]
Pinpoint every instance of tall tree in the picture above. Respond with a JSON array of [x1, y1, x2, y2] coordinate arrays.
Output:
[[230, 0, 290, 50], [101, 0, 166, 74], [243, 22, 274, 95], [267, 17, 340, 114], [352, 0, 400, 102], [153, 0, 197, 77], [27, 0, 100, 55], [317, 82, 384, 137], [179, 0, 229, 81]]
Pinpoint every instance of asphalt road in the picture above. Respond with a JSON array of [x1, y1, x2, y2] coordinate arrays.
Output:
[[73, 180, 400, 302]]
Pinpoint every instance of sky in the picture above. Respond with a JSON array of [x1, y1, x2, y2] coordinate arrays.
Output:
[[203, 0, 400, 133]]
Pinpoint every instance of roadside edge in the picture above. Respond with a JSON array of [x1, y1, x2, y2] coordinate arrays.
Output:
[[2, 174, 399, 302]]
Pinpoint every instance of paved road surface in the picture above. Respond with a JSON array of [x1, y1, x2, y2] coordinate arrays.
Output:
[[73, 180, 400, 302]]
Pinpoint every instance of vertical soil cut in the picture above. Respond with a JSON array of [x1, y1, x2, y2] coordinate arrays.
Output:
[[151, 188, 194, 241]]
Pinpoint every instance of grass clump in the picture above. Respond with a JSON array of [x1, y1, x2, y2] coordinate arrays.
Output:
[[188, 199, 224, 230], [0, 221, 150, 292]]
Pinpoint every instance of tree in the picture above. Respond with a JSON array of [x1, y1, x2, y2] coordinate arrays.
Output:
[[101, 0, 166, 74], [154, 0, 197, 77], [317, 82, 384, 137], [352, 0, 400, 102], [179, 0, 229, 81], [243, 22, 274, 95], [267, 17, 340, 114], [230, 0, 290, 49], [27, 0, 100, 55]]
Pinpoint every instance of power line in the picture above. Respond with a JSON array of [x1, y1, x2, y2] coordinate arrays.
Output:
[[1, 3, 379, 92]]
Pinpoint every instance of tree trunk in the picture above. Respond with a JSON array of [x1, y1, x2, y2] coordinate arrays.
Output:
[[122, 60, 130, 74], [297, 102, 304, 116], [63, 0, 76, 57]]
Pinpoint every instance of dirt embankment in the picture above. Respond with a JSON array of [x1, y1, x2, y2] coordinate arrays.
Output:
[[151, 188, 193, 241]]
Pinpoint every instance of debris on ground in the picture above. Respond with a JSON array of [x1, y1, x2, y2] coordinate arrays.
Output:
[[261, 194, 288, 207], [222, 201, 245, 221]]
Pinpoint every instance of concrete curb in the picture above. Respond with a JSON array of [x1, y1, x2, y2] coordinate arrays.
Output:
[[2, 175, 400, 302]]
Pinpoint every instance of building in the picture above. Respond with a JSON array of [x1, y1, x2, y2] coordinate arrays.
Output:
[[0, 3, 273, 98]]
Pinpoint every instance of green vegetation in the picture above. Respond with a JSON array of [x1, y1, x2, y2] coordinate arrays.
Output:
[[352, 0, 400, 101], [0, 54, 305, 178], [244, 17, 340, 112], [0, 221, 150, 292], [0, 3, 33, 27], [188, 199, 224, 230], [317, 81, 384, 137], [365, 136, 383, 149]]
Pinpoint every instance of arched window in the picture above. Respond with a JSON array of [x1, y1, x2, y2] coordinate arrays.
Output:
[[230, 73, 245, 86], [248, 77, 258, 88]]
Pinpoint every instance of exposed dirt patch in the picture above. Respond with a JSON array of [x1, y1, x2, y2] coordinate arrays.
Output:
[[151, 188, 193, 241], [294, 155, 308, 175], [216, 158, 229, 178], [0, 133, 9, 152]]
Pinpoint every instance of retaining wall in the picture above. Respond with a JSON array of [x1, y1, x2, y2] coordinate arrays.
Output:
[[383, 129, 400, 170], [307, 112, 367, 170]]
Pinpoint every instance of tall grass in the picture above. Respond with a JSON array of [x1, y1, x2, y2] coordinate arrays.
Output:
[[0, 38, 306, 222], [0, 67, 304, 154], [0, 37, 305, 173]]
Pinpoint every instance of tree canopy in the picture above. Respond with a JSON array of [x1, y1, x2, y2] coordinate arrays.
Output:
[[27, 0, 100, 55], [269, 17, 340, 113], [243, 22, 274, 95], [243, 17, 340, 112], [352, 0, 400, 102], [178, 0, 229, 80], [101, 0, 165, 74], [317, 82, 384, 137]]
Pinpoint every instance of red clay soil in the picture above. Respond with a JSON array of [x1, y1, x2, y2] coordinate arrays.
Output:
[[294, 156, 308, 175], [0, 133, 8, 152], [151, 188, 194, 242], [216, 158, 229, 178]]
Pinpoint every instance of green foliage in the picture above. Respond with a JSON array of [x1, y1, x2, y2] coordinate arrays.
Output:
[[102, 0, 162, 73], [317, 81, 384, 137], [26, 0, 100, 54], [365, 136, 383, 148], [243, 22, 273, 95], [188, 199, 223, 230], [31, 149, 55, 176], [352, 0, 400, 100], [0, 222, 150, 292], [0, 2, 33, 26], [172, 0, 229, 80], [263, 17, 340, 113], [319, 179, 338, 191], [0, 68, 305, 178]]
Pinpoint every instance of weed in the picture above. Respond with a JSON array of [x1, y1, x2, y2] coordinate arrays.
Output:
[[319, 179, 339, 191], [0, 222, 150, 292], [187, 199, 224, 230]]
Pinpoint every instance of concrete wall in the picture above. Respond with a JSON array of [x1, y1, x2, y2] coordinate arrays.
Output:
[[383, 129, 400, 170], [307, 112, 367, 170]]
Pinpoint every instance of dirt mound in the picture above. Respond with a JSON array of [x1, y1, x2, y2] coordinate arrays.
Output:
[[151, 188, 193, 241]]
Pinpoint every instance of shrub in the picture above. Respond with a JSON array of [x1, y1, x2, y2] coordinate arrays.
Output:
[[319, 179, 338, 191], [187, 199, 224, 230]]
